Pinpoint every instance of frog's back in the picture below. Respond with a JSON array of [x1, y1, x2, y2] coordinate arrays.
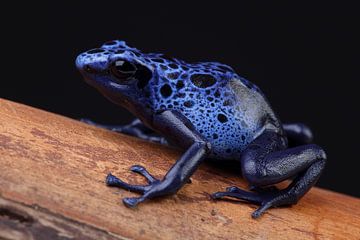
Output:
[[145, 57, 282, 159]]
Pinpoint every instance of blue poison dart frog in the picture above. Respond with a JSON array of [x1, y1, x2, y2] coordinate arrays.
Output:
[[76, 40, 326, 218]]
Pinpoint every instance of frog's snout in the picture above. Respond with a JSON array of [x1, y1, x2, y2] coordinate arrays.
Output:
[[75, 53, 85, 70], [76, 48, 110, 74]]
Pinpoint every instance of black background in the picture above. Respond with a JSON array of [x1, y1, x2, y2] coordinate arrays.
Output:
[[4, 2, 359, 197]]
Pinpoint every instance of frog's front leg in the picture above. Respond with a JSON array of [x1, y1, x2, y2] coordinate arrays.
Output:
[[212, 130, 326, 218], [81, 118, 168, 145], [106, 110, 211, 208]]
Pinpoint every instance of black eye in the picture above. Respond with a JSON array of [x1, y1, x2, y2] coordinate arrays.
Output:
[[111, 60, 137, 80]]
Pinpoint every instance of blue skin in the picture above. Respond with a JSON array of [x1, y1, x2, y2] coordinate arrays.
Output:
[[76, 40, 326, 218]]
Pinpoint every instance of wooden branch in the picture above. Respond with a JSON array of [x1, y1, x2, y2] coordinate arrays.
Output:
[[0, 98, 359, 240]]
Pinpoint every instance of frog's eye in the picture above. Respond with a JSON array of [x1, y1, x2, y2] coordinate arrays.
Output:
[[111, 60, 137, 80]]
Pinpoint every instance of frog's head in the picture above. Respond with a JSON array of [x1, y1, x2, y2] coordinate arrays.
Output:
[[76, 40, 153, 106]]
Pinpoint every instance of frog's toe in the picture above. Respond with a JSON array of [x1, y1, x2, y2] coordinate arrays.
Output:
[[130, 165, 160, 184], [106, 173, 147, 193], [226, 186, 242, 193], [123, 197, 146, 208], [211, 187, 263, 204], [252, 204, 272, 219]]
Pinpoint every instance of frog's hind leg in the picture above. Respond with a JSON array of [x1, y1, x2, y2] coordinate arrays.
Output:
[[211, 130, 326, 218], [283, 123, 313, 146], [81, 118, 168, 145]]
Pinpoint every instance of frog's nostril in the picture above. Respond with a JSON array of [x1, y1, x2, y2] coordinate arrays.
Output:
[[87, 48, 105, 54], [84, 64, 97, 73]]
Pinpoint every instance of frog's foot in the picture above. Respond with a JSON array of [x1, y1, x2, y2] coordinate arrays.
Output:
[[106, 165, 162, 208], [106, 165, 160, 192], [211, 186, 294, 219]]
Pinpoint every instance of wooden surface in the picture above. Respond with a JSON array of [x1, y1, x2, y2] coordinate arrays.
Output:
[[0, 98, 359, 240]]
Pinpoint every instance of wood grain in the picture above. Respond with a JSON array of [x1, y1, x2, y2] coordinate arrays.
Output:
[[0, 197, 119, 240], [0, 98, 359, 240]]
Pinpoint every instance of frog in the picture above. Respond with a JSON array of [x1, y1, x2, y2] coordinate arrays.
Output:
[[76, 40, 326, 218]]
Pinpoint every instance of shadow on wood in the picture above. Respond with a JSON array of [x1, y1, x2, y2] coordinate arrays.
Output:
[[0, 98, 359, 240]]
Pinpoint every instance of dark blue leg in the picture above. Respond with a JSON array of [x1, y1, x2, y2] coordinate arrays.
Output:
[[106, 110, 211, 208], [81, 118, 168, 145], [283, 123, 313, 145], [212, 130, 326, 218]]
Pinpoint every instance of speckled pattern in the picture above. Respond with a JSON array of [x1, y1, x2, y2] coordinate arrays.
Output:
[[76, 40, 281, 159]]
